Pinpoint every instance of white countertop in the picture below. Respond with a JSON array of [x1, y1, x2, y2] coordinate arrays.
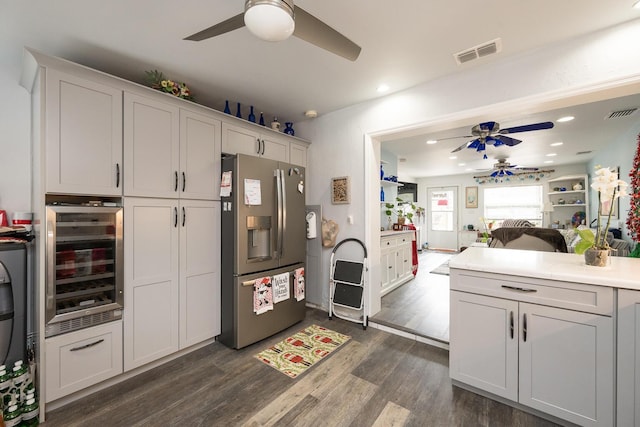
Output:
[[380, 230, 414, 237], [449, 247, 640, 290]]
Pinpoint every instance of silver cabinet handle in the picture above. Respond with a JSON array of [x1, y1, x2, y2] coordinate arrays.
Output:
[[182, 206, 186, 227], [501, 285, 537, 293], [116, 163, 120, 188], [256, 138, 261, 154], [70, 339, 104, 352], [510, 311, 514, 339], [174, 171, 179, 192], [523, 313, 528, 342], [182, 172, 186, 192], [174, 207, 178, 228]]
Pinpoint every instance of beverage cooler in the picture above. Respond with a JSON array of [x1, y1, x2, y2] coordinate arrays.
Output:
[[45, 202, 123, 337]]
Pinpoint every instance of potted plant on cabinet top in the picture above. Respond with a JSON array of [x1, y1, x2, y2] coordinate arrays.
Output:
[[385, 198, 418, 228], [574, 166, 628, 266]]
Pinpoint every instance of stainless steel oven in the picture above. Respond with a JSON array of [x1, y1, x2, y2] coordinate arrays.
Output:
[[45, 202, 123, 337]]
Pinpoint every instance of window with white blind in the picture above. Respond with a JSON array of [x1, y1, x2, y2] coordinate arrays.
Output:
[[483, 185, 543, 226]]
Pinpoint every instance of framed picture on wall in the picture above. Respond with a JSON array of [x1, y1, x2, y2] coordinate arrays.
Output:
[[331, 176, 351, 204], [465, 186, 478, 208]]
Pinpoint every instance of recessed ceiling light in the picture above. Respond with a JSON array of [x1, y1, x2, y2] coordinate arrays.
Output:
[[449, 155, 457, 160], [544, 160, 554, 164], [557, 116, 575, 123], [426, 140, 438, 145], [546, 153, 557, 157], [458, 163, 466, 167], [465, 168, 473, 172], [550, 142, 563, 147], [377, 84, 389, 93]]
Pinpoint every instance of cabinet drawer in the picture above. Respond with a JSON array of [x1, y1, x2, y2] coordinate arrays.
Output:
[[396, 234, 412, 246], [381, 237, 397, 249], [450, 269, 613, 316], [45, 321, 123, 402]]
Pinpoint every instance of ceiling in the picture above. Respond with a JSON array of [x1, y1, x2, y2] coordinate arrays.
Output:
[[2, 1, 640, 173]]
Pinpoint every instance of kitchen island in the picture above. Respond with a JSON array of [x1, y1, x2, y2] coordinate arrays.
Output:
[[449, 247, 640, 427]]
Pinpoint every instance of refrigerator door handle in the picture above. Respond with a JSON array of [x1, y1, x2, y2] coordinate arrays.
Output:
[[280, 169, 287, 257], [274, 169, 282, 255]]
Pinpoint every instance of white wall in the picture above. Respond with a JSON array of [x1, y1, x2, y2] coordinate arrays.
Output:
[[297, 18, 640, 312], [587, 120, 640, 244], [0, 66, 31, 220]]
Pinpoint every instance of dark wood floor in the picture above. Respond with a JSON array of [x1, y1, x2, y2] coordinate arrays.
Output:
[[371, 251, 452, 342], [44, 308, 560, 426]]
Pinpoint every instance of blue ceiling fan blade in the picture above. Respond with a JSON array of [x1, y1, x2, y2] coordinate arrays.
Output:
[[475, 142, 486, 152], [496, 135, 522, 146], [505, 170, 514, 176], [490, 170, 499, 177], [500, 121, 554, 134], [468, 139, 480, 149]]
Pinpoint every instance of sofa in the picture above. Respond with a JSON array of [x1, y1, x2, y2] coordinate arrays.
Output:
[[489, 227, 568, 253], [559, 226, 632, 257]]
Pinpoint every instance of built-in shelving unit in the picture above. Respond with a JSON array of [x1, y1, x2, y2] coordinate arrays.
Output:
[[547, 174, 589, 228]]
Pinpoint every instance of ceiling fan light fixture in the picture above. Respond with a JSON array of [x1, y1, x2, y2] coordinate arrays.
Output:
[[244, 0, 295, 42]]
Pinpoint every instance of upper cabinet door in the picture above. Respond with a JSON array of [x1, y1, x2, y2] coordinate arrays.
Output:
[[124, 92, 180, 198], [221, 122, 260, 157], [45, 69, 123, 196], [180, 109, 221, 200], [261, 134, 289, 163]]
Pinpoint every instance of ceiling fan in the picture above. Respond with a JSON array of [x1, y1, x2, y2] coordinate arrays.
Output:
[[447, 121, 554, 158], [183, 0, 362, 61], [482, 159, 539, 177]]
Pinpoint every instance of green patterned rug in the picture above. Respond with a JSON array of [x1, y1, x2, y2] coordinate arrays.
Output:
[[255, 324, 351, 378]]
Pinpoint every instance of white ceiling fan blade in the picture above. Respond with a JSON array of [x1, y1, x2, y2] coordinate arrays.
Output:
[[184, 13, 246, 41], [293, 6, 361, 61]]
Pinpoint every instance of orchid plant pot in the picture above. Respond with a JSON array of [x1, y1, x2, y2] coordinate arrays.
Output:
[[584, 248, 609, 267]]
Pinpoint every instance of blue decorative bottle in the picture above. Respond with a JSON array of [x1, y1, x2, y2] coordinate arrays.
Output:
[[380, 187, 385, 202], [235, 102, 242, 119], [283, 122, 294, 136], [259, 112, 265, 126], [248, 106, 256, 123], [223, 100, 231, 114], [380, 164, 384, 180]]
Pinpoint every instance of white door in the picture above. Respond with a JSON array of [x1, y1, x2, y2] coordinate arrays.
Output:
[[179, 109, 221, 200], [449, 291, 519, 401], [519, 303, 613, 426], [45, 69, 123, 196], [426, 186, 458, 251], [178, 200, 221, 348], [123, 92, 180, 198], [124, 198, 179, 371]]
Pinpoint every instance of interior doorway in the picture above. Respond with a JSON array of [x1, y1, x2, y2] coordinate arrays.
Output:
[[426, 186, 458, 251]]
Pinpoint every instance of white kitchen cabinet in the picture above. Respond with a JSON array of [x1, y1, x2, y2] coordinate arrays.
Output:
[[123, 197, 219, 371], [124, 92, 180, 198], [617, 289, 640, 426], [380, 232, 414, 296], [179, 200, 221, 348], [124, 92, 221, 200], [221, 121, 289, 162], [45, 321, 123, 402], [289, 141, 308, 167], [450, 270, 614, 427], [45, 68, 123, 196], [180, 109, 221, 200]]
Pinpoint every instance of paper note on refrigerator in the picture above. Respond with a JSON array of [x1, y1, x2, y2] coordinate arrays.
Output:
[[244, 179, 262, 205], [294, 267, 305, 301], [220, 171, 232, 197], [272, 272, 290, 303]]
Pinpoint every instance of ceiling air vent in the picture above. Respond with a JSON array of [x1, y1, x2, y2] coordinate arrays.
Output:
[[454, 38, 502, 65], [576, 150, 592, 155], [605, 108, 638, 119]]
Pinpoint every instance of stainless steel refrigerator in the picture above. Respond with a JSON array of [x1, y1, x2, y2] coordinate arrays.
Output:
[[220, 154, 306, 349]]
